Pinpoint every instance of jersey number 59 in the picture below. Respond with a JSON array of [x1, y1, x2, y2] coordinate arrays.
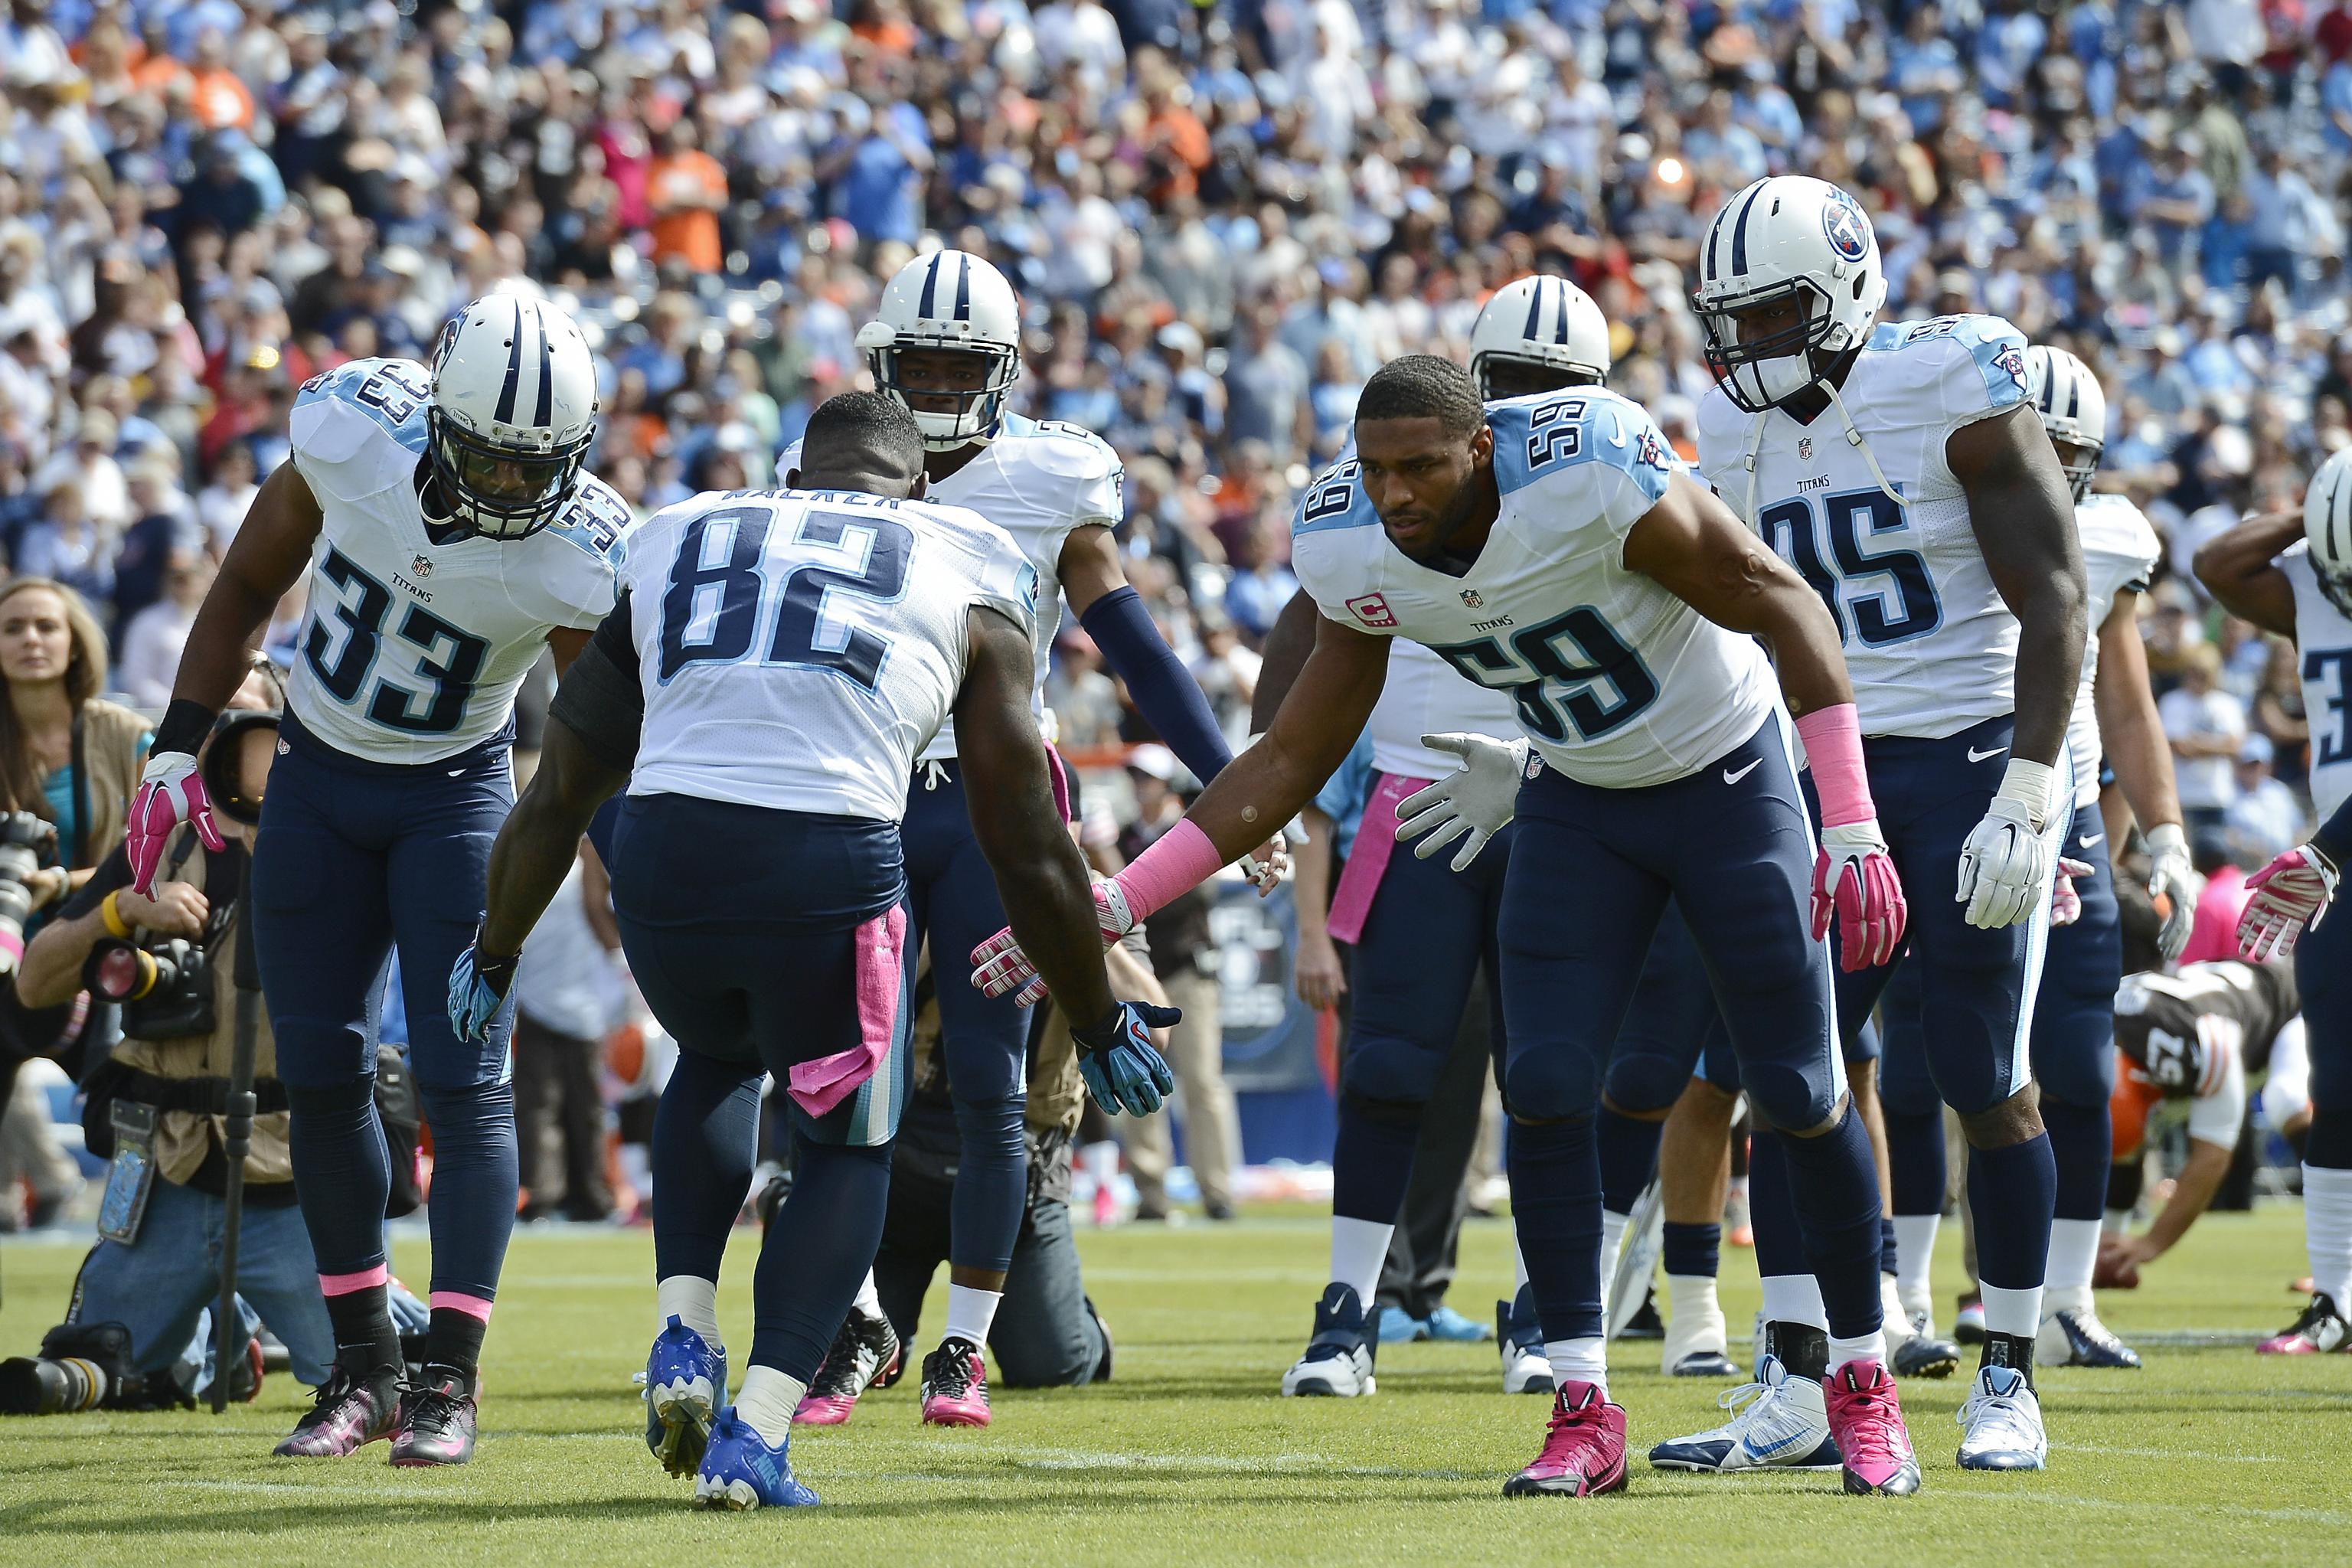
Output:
[[658, 504, 912, 689], [1429, 607, 1659, 743]]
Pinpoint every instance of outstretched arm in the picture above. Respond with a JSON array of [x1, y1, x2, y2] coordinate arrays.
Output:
[[1952, 403, 2089, 770], [2192, 508, 2302, 639]]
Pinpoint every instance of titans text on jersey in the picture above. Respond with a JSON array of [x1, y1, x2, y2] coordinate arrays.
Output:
[[287, 358, 629, 763], [1293, 388, 1779, 789]]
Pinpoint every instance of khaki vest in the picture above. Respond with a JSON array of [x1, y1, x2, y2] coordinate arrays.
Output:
[[68, 698, 149, 866]]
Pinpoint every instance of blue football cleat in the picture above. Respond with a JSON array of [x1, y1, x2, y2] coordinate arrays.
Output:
[[645, 1316, 727, 1479], [1377, 1309, 1431, 1345], [1423, 1305, 1496, 1343], [695, 1409, 821, 1510]]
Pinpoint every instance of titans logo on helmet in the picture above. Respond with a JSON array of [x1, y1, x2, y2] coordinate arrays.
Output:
[[1821, 191, 1871, 263]]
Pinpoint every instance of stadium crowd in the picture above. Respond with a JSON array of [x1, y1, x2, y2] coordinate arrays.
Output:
[[1, 0, 2348, 1227]]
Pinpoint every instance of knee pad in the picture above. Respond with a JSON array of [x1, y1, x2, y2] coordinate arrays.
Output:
[[948, 1090, 1026, 1149], [1502, 1052, 1600, 1125], [1740, 1057, 1841, 1136], [1341, 1088, 1426, 1132], [1340, 1029, 1452, 1106], [286, 1076, 376, 1118], [1602, 1047, 1692, 1119]]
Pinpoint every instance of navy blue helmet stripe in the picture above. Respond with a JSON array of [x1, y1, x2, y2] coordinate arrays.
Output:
[[2062, 369, 2079, 423], [917, 253, 942, 318], [495, 299, 524, 424], [533, 309, 554, 427], [1554, 280, 1570, 344], [1729, 185, 1765, 276], [1704, 209, 1723, 283], [1521, 281, 1544, 340], [952, 253, 971, 321]]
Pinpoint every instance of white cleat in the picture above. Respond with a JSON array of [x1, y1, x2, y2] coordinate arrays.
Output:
[[1646, 1353, 1842, 1472], [1280, 1284, 1378, 1397], [2037, 1305, 2142, 1369], [1498, 1288, 1553, 1394], [1659, 1284, 1735, 1378], [1955, 1364, 2047, 1471]]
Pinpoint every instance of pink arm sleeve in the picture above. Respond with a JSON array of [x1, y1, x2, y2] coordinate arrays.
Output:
[[1111, 818, 1227, 923], [1794, 703, 1876, 828]]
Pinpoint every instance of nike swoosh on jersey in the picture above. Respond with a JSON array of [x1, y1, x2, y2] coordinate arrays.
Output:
[[1967, 746, 2007, 762], [2079, 834, 2103, 848], [1723, 759, 1763, 785]]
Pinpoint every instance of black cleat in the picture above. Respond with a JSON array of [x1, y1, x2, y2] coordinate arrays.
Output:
[[273, 1364, 400, 1458], [389, 1365, 479, 1466]]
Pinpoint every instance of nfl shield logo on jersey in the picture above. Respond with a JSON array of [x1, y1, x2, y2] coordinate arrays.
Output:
[[1798, 437, 1814, 462], [1460, 589, 1484, 609], [410, 554, 434, 578]]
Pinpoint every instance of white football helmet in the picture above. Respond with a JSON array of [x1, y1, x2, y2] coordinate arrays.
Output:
[[1469, 275, 1610, 398], [427, 296, 599, 541], [1690, 175, 1887, 414], [2022, 345, 2108, 502], [856, 250, 1022, 450], [2305, 446, 2352, 617]]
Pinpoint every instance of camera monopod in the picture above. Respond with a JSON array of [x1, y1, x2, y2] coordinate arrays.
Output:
[[210, 887, 260, 1416]]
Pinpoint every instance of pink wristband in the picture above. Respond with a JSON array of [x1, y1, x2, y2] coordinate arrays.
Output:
[[1112, 818, 1226, 923], [1793, 703, 1876, 828]]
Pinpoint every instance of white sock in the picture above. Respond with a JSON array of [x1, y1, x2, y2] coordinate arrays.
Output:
[[1893, 1213, 1939, 1318], [1544, 1336, 1606, 1396], [1665, 1273, 1722, 1343], [657, 1275, 722, 1351], [2044, 1218, 2102, 1318], [2102, 1207, 2133, 1237], [733, 1364, 808, 1446], [1759, 1273, 1828, 1331], [1979, 1281, 2043, 1339], [943, 1284, 1002, 1348], [1599, 1208, 1630, 1292], [1727, 1174, 1749, 1203], [1880, 1275, 1913, 1343], [1829, 1330, 1886, 1370], [851, 1270, 882, 1320], [1513, 1240, 1530, 1295], [1330, 1217, 1394, 1305], [1085, 1140, 1120, 1188], [2304, 1165, 2352, 1308]]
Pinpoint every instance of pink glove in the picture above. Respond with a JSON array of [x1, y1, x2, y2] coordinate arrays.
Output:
[[1812, 820, 1906, 971], [126, 750, 226, 896], [2050, 857, 2096, 929], [970, 819, 1227, 1005], [2238, 844, 2341, 961], [971, 880, 1135, 1008]]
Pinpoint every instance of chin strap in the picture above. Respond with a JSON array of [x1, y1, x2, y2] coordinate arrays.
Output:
[[1824, 379, 1909, 511]]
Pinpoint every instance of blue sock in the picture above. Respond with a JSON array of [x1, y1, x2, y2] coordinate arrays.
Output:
[[416, 1080, 520, 1304], [1885, 1105, 1946, 1223], [652, 1049, 763, 1284], [2038, 1096, 2111, 1223], [949, 1090, 1027, 1273], [286, 1076, 391, 1279], [1507, 1116, 1602, 1344], [1746, 1129, 1807, 1281], [1662, 1221, 1720, 1279], [1332, 1096, 1422, 1224], [1965, 1132, 2057, 1294], [1777, 1110, 1886, 1342], [1597, 1106, 1663, 1215], [753, 1133, 893, 1380]]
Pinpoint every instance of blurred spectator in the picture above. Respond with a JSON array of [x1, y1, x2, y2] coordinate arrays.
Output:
[[2223, 732, 2308, 861], [115, 551, 214, 709], [513, 845, 622, 1225], [2161, 644, 2248, 830]]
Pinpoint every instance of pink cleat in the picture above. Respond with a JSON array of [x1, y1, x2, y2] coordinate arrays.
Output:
[[918, 1338, 991, 1427], [794, 1305, 902, 1426], [273, 1366, 400, 1458], [1501, 1381, 1627, 1498], [2258, 1294, 2350, 1354], [1826, 1361, 1922, 1495]]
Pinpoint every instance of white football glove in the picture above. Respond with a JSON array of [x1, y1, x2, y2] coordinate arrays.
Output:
[[2142, 822, 2201, 963], [1394, 732, 1531, 872], [1956, 757, 2059, 929]]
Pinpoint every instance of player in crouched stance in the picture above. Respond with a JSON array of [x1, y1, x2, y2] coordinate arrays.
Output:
[[971, 356, 1922, 1498], [449, 395, 1171, 1508]]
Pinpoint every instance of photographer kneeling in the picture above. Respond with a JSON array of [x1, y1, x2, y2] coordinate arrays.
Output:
[[6, 668, 338, 1408]]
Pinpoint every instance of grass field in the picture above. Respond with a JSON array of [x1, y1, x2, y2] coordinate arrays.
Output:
[[3, 1203, 2348, 1566]]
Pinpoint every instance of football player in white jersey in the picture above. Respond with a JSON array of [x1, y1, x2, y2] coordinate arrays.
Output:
[[1875, 346, 2196, 1374], [1257, 276, 1596, 1403], [1686, 175, 2089, 1473], [2196, 447, 2352, 1354], [122, 296, 628, 1465], [777, 250, 1262, 1428], [972, 354, 1925, 1498], [449, 393, 1171, 1508]]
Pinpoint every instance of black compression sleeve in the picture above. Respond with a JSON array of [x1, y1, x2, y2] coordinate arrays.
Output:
[[152, 698, 217, 757], [547, 595, 644, 772]]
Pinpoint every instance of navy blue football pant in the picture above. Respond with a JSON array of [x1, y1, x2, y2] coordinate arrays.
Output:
[[1599, 900, 1743, 1117], [2298, 886, 2352, 1170], [1331, 808, 1511, 1233], [902, 761, 1034, 1276], [256, 712, 518, 1314], [1499, 718, 1881, 1348], [614, 795, 913, 1382], [1823, 715, 2062, 1308]]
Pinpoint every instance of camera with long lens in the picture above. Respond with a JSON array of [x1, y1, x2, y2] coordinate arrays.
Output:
[[0, 1322, 130, 1416], [0, 809, 58, 975], [83, 935, 215, 1040]]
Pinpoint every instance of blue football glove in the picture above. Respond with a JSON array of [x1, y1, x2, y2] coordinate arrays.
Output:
[[448, 924, 520, 1043], [1070, 1000, 1180, 1116]]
